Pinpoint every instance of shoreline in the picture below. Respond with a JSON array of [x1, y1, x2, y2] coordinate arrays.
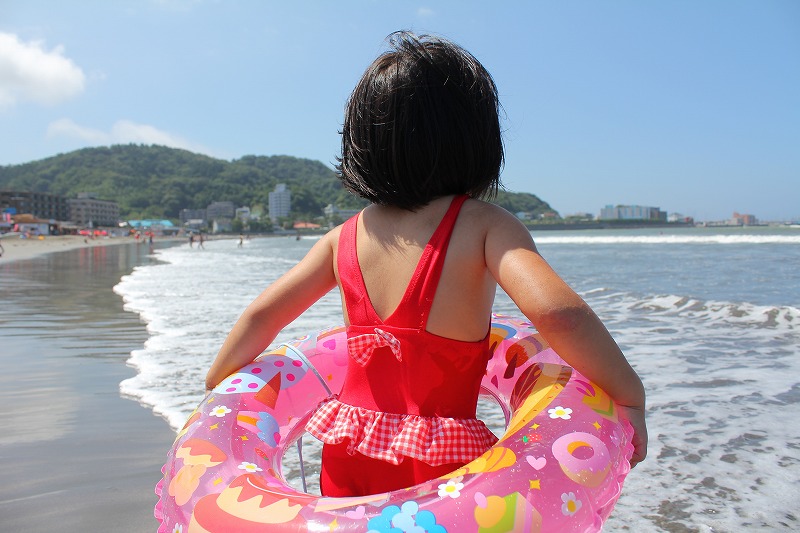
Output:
[[0, 241, 179, 532], [0, 233, 182, 263]]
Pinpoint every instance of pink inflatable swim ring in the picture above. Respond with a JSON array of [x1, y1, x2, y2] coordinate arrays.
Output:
[[156, 315, 634, 532]]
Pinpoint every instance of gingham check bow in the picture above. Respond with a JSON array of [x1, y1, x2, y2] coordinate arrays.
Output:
[[347, 328, 403, 366]]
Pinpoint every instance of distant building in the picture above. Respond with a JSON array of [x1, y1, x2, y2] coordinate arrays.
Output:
[[235, 207, 251, 222], [731, 212, 757, 226], [668, 213, 694, 224], [184, 219, 206, 232], [599, 205, 667, 222], [180, 208, 207, 224], [206, 201, 235, 221], [0, 190, 69, 221], [68, 192, 120, 227], [324, 204, 360, 223], [9, 213, 51, 235], [269, 184, 291, 223], [212, 219, 233, 233]]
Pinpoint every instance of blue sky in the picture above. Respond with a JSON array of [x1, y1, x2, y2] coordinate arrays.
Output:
[[1, 1, 798, 221]]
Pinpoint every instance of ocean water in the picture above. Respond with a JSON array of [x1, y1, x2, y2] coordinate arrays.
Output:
[[114, 226, 800, 532]]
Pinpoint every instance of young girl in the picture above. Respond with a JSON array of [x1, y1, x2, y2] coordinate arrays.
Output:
[[205, 31, 647, 497]]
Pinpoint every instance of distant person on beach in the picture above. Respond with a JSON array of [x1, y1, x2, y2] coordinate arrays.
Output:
[[205, 31, 647, 497], [198, 234, 205, 249], [189, 234, 194, 248], [238, 234, 244, 248]]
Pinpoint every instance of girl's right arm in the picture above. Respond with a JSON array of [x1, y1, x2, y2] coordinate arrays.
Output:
[[484, 207, 647, 466], [205, 231, 338, 392]]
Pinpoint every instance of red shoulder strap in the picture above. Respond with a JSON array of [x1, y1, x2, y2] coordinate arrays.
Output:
[[337, 213, 381, 324], [338, 195, 469, 328], [399, 195, 469, 328]]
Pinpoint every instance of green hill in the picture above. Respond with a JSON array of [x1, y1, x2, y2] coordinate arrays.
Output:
[[0, 144, 557, 221]]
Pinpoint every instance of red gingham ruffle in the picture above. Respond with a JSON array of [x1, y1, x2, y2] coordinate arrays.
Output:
[[306, 397, 498, 466]]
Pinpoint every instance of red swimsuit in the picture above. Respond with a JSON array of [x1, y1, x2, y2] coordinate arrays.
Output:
[[306, 195, 498, 496]]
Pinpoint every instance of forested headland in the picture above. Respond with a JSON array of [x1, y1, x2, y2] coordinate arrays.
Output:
[[0, 144, 557, 223]]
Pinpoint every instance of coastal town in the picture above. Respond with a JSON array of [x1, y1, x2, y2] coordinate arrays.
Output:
[[0, 184, 775, 241]]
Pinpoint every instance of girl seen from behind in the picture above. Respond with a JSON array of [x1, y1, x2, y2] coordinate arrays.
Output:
[[205, 31, 647, 497]]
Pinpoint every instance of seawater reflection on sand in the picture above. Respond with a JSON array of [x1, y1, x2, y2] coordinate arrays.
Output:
[[0, 245, 161, 446], [0, 242, 181, 532]]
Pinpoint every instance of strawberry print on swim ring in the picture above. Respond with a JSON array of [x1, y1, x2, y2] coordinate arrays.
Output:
[[155, 315, 634, 532]]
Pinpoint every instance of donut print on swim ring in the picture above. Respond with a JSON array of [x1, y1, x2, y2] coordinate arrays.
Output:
[[552, 431, 612, 488]]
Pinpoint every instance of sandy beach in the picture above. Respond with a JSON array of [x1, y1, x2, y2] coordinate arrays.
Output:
[[0, 233, 161, 262], [0, 237, 180, 532]]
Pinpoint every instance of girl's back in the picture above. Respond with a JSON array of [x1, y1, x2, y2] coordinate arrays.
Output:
[[337, 195, 498, 343], [206, 31, 646, 497], [310, 194, 503, 495]]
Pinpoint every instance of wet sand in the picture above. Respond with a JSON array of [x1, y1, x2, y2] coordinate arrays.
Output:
[[0, 242, 178, 532], [0, 234, 159, 262]]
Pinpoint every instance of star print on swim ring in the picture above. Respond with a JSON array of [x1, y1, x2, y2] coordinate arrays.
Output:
[[155, 316, 634, 532]]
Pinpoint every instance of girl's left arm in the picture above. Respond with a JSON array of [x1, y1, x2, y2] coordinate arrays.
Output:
[[205, 232, 338, 391]]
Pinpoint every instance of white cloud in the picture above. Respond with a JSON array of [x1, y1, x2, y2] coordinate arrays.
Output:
[[47, 118, 215, 155], [47, 118, 107, 143], [0, 32, 86, 109], [110, 120, 194, 147], [417, 7, 435, 18]]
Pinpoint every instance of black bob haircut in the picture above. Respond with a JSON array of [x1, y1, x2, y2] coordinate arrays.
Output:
[[336, 31, 504, 210]]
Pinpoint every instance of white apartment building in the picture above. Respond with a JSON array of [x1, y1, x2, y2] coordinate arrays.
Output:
[[269, 184, 291, 223], [599, 204, 666, 221]]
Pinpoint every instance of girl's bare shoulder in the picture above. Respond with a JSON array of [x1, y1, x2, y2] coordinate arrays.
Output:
[[460, 199, 538, 261], [461, 198, 530, 234], [319, 221, 345, 247]]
